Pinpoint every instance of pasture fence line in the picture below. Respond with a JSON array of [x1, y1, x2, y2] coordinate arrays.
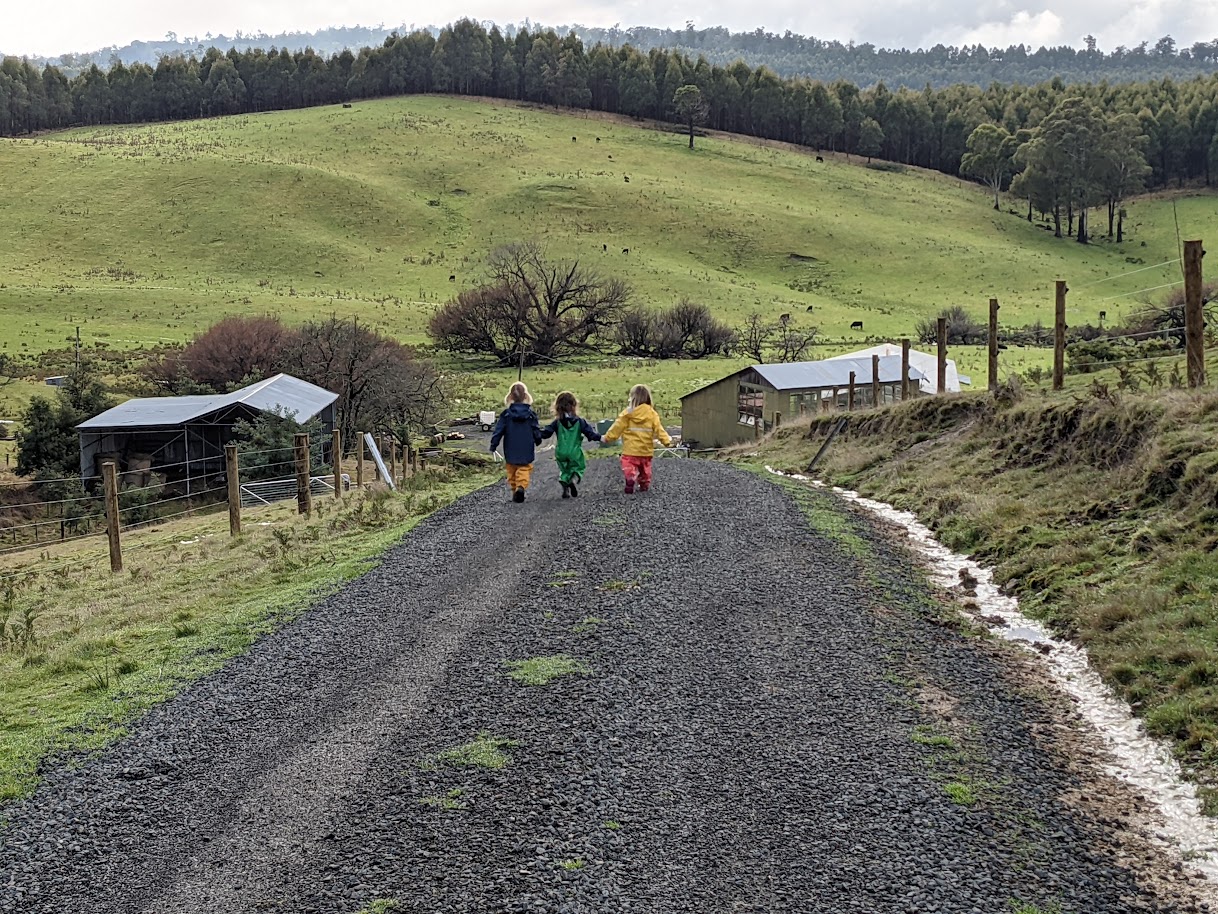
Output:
[[0, 430, 449, 578]]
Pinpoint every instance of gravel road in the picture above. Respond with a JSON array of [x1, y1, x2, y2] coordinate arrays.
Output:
[[0, 459, 1209, 913]]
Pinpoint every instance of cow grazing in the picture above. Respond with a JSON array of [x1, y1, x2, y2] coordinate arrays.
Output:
[[623, 175, 630, 182], [779, 313, 791, 325], [572, 136, 577, 142], [850, 320, 864, 331], [596, 137, 601, 142], [622, 248, 630, 255], [342, 103, 353, 109], [815, 155, 824, 162], [806, 305, 814, 312], [449, 275, 456, 282]]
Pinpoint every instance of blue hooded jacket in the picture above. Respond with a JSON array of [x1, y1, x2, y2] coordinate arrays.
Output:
[[490, 402, 543, 465]]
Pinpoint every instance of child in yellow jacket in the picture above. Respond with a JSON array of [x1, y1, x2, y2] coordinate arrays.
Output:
[[601, 384, 673, 494]]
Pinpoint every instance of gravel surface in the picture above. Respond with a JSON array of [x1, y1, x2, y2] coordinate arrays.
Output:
[[0, 459, 1208, 913]]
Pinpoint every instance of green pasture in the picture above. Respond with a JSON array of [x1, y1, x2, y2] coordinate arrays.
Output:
[[1, 95, 1216, 417]]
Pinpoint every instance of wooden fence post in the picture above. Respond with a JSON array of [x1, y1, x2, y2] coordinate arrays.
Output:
[[294, 433, 312, 517], [1053, 280, 1068, 390], [988, 297, 1000, 392], [901, 338, 911, 400], [388, 437, 397, 481], [936, 317, 947, 394], [103, 461, 122, 573], [1184, 240, 1206, 388], [374, 435, 383, 481], [848, 371, 856, 410], [356, 433, 365, 489], [225, 444, 241, 537], [332, 429, 342, 499], [871, 354, 881, 406]]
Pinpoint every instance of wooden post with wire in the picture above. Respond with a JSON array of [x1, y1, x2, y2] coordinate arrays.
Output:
[[374, 435, 383, 481], [294, 433, 312, 517], [988, 297, 1000, 392], [848, 371, 857, 410], [871, 354, 881, 406], [901, 338, 911, 400], [225, 444, 241, 538], [356, 433, 365, 489], [936, 317, 947, 394], [331, 429, 342, 500], [1184, 239, 1206, 388], [102, 461, 122, 573], [388, 436, 397, 482], [1054, 280, 1068, 390]]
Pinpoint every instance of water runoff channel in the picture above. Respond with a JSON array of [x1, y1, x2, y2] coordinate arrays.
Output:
[[765, 465, 1218, 891]]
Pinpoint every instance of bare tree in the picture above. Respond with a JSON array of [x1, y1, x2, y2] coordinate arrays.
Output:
[[772, 323, 819, 361], [738, 313, 776, 363], [429, 241, 629, 365], [282, 317, 447, 446]]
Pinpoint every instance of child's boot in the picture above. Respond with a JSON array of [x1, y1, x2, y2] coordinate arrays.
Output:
[[561, 480, 571, 499], [568, 475, 579, 498], [514, 488, 526, 503]]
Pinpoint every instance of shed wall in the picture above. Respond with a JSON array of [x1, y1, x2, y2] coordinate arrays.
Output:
[[681, 374, 751, 448]]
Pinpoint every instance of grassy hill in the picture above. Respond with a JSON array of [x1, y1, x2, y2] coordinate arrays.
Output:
[[1, 95, 1216, 415]]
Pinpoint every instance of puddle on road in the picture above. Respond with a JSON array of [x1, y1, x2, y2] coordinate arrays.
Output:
[[766, 465, 1218, 885]]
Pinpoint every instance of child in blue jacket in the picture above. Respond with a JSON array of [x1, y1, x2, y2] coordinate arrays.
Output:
[[490, 382, 543, 502]]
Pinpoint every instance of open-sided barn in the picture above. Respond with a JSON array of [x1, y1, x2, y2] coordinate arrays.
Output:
[[77, 374, 337, 489], [680, 356, 929, 449]]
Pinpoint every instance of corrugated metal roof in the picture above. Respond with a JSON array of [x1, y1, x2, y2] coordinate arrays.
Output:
[[753, 355, 926, 391], [78, 374, 338, 430]]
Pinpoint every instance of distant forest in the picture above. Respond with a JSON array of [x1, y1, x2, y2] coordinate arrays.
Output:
[[11, 21, 1218, 88], [2, 19, 1217, 218]]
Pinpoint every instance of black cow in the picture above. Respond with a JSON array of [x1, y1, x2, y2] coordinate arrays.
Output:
[[622, 248, 630, 255], [623, 175, 630, 182], [572, 136, 577, 142], [850, 320, 864, 331], [816, 155, 824, 162], [449, 275, 456, 282], [602, 244, 607, 252]]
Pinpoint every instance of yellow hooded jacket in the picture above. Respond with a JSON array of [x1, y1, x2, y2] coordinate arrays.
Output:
[[602, 403, 673, 457]]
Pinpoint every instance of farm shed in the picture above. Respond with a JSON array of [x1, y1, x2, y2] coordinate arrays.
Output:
[[826, 344, 970, 393], [77, 374, 337, 488], [680, 356, 928, 448]]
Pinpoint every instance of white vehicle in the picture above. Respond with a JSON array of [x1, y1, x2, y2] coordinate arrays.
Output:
[[479, 410, 497, 432]]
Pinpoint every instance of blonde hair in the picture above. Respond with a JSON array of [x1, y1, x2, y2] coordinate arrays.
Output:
[[629, 384, 653, 409], [553, 391, 578, 417], [504, 381, 532, 406]]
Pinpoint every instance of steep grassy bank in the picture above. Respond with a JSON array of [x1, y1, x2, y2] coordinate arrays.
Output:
[[0, 464, 494, 802], [755, 385, 1218, 806]]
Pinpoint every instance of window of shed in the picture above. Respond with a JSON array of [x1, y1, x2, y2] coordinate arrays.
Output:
[[738, 383, 764, 425]]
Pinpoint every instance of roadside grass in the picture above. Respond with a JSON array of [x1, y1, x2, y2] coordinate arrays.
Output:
[[0, 464, 495, 803], [558, 858, 587, 871], [750, 382, 1218, 801], [432, 732, 518, 770], [4, 96, 1216, 421], [911, 725, 956, 749], [503, 654, 591, 686]]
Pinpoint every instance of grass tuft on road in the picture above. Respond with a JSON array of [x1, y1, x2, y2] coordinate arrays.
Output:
[[503, 654, 592, 686], [434, 732, 518, 770], [0, 465, 494, 803]]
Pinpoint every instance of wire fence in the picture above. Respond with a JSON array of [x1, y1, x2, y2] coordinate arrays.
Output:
[[0, 437, 360, 566]]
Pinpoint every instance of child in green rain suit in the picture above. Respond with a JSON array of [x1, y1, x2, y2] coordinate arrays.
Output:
[[540, 391, 602, 498]]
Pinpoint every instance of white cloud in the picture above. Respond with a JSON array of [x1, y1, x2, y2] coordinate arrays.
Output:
[[928, 10, 1065, 49]]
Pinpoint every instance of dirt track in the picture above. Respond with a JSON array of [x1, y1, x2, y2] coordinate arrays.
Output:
[[0, 459, 1209, 913]]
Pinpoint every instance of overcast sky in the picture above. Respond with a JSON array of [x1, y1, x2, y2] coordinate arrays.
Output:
[[3, 0, 1217, 58]]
